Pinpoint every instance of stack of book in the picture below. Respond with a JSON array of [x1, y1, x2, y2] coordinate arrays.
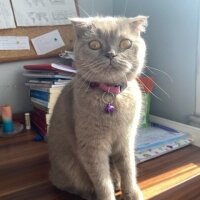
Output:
[[135, 123, 193, 163], [23, 62, 77, 136]]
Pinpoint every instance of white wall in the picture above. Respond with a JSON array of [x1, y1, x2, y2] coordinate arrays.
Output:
[[0, 0, 113, 114], [114, 0, 200, 124]]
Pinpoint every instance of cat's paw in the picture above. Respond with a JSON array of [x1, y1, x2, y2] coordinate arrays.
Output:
[[121, 187, 143, 200], [113, 179, 121, 192]]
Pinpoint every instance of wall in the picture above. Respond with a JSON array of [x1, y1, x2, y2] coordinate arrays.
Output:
[[114, 0, 200, 124], [0, 0, 113, 114], [79, 0, 113, 16]]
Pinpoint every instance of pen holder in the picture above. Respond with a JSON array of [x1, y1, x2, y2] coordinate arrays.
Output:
[[1, 105, 14, 133]]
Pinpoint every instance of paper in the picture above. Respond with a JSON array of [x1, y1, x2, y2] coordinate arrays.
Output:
[[31, 30, 65, 55], [0, 36, 30, 50], [11, 0, 77, 26], [0, 0, 16, 29]]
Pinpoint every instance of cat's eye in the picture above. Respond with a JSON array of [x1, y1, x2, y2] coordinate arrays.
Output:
[[88, 40, 102, 50], [119, 39, 132, 50]]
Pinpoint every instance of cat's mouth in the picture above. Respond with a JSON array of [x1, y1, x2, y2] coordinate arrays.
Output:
[[89, 82, 127, 94]]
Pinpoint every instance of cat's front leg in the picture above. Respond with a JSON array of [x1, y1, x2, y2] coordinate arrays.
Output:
[[78, 147, 116, 200], [116, 150, 143, 200]]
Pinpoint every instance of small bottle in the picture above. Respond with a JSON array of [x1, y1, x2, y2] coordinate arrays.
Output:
[[24, 113, 31, 130]]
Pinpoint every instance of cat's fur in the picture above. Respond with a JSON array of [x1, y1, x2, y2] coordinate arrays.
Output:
[[48, 16, 148, 200]]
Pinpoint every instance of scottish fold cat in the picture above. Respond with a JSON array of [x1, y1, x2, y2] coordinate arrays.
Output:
[[48, 16, 148, 200]]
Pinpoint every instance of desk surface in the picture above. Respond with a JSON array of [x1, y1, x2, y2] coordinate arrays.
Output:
[[0, 130, 200, 200]]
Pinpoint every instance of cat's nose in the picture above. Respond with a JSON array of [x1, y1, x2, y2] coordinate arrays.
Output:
[[105, 51, 117, 59]]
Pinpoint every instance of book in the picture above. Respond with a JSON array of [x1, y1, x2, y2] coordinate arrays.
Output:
[[24, 63, 77, 73], [135, 123, 192, 163], [31, 118, 48, 136], [30, 86, 63, 94], [46, 113, 52, 125], [23, 71, 74, 79], [31, 97, 57, 109], [30, 89, 60, 105], [32, 107, 47, 124], [135, 123, 190, 151], [136, 137, 192, 163], [31, 108, 48, 136], [32, 101, 54, 113], [25, 82, 67, 88], [28, 79, 70, 85], [32, 104, 52, 125]]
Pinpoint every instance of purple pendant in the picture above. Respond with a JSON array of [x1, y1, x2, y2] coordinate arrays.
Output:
[[105, 103, 115, 113]]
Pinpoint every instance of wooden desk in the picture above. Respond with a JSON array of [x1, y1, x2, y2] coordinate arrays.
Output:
[[0, 130, 200, 200]]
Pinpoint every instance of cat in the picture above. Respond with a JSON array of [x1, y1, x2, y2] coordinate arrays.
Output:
[[48, 16, 148, 200]]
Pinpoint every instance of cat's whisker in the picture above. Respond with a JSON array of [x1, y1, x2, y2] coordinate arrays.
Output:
[[76, 3, 91, 17], [121, 71, 129, 84], [144, 66, 155, 75], [141, 72, 170, 99], [80, 72, 93, 90], [146, 66, 173, 83], [137, 78, 162, 101]]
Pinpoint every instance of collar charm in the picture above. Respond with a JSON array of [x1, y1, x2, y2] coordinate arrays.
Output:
[[105, 103, 115, 113], [89, 82, 127, 114], [101, 88, 115, 114]]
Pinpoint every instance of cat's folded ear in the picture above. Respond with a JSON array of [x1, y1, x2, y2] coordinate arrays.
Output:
[[70, 18, 94, 38], [129, 15, 149, 36]]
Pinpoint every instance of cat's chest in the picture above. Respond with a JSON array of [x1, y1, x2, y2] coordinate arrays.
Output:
[[74, 89, 138, 125]]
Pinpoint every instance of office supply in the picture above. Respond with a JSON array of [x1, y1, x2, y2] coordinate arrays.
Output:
[[11, 0, 77, 26], [136, 137, 192, 163], [135, 123, 192, 163], [31, 30, 65, 55], [136, 124, 190, 150], [0, 0, 16, 29], [0, 0, 79, 63], [0, 26, 75, 63], [0, 36, 30, 50]]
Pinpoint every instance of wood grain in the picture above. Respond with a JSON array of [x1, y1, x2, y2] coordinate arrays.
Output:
[[0, 129, 200, 200]]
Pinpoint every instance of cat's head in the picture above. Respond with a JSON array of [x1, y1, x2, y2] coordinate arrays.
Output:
[[71, 16, 148, 84]]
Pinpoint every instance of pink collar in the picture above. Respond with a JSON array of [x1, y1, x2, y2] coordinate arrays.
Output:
[[89, 82, 127, 94]]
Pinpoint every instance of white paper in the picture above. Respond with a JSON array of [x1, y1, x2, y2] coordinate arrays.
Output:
[[11, 0, 77, 27], [31, 30, 65, 55], [0, 36, 30, 50], [0, 0, 16, 29]]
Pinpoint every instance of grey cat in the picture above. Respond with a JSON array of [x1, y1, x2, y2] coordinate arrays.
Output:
[[48, 16, 148, 200]]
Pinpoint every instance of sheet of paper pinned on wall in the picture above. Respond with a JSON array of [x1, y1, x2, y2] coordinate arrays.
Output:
[[11, 0, 77, 27], [0, 36, 30, 50], [0, 0, 16, 29], [31, 30, 65, 55]]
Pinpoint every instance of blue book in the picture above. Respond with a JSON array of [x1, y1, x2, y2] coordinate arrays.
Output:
[[135, 123, 191, 151], [30, 89, 60, 107], [30, 89, 49, 102]]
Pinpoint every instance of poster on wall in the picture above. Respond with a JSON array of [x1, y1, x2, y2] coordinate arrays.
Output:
[[0, 0, 16, 29], [11, 0, 77, 27]]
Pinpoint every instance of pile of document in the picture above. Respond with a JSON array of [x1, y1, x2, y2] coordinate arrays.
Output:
[[135, 123, 193, 163]]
